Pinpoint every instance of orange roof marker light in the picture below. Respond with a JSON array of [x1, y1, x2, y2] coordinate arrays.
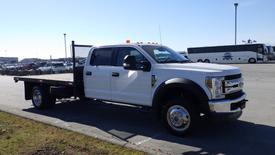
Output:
[[126, 40, 131, 43]]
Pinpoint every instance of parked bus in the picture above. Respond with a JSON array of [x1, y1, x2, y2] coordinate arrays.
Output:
[[267, 45, 275, 60], [187, 44, 268, 63]]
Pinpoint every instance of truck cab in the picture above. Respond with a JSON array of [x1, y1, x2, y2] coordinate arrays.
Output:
[[84, 43, 246, 135]]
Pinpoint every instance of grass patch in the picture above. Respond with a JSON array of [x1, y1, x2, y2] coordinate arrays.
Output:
[[0, 111, 146, 155]]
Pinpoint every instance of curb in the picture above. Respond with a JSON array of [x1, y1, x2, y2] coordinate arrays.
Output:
[[0, 104, 170, 155]]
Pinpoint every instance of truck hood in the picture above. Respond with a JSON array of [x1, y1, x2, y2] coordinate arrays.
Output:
[[156, 62, 241, 76]]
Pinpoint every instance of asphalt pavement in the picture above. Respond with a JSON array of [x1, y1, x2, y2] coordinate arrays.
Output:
[[0, 64, 275, 155]]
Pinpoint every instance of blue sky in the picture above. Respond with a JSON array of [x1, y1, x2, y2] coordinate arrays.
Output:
[[0, 0, 274, 59]]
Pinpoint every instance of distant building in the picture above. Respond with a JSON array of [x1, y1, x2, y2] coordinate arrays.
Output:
[[20, 58, 45, 64], [0, 57, 18, 64]]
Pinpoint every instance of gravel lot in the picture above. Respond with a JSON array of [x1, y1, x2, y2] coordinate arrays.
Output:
[[0, 64, 275, 155]]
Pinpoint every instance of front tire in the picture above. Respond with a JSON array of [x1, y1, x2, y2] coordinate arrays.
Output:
[[32, 87, 56, 109], [161, 98, 199, 136]]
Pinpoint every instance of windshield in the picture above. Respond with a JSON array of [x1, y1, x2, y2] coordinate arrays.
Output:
[[141, 45, 190, 63], [52, 63, 64, 67], [268, 46, 274, 53], [264, 46, 269, 55]]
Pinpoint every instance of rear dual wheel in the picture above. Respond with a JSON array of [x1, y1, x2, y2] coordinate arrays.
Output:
[[32, 86, 56, 109]]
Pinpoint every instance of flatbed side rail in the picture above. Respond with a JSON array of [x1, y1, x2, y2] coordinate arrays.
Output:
[[14, 76, 74, 86]]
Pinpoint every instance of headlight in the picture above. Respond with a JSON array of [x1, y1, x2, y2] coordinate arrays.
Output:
[[206, 76, 225, 99]]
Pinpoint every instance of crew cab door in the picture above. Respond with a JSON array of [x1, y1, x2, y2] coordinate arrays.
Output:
[[111, 47, 152, 106], [84, 48, 113, 100]]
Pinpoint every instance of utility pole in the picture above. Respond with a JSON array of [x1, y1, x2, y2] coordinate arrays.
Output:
[[158, 25, 163, 45], [50, 55, 53, 74], [64, 33, 67, 61], [234, 3, 238, 45]]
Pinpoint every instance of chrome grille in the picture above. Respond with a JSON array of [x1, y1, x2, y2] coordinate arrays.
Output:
[[223, 74, 244, 95], [225, 91, 244, 99], [224, 74, 242, 80]]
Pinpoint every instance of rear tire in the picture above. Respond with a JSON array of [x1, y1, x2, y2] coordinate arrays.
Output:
[[161, 98, 199, 136], [204, 59, 210, 63], [32, 86, 56, 110], [248, 58, 256, 63], [197, 59, 203, 62]]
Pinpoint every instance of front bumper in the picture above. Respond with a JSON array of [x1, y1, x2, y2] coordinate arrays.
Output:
[[208, 93, 247, 113]]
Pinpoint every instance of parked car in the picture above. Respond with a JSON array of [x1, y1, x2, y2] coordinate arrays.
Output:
[[65, 62, 73, 71], [38, 62, 67, 73]]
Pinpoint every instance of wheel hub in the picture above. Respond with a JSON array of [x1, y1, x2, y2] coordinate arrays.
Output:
[[167, 105, 191, 131], [33, 90, 42, 107]]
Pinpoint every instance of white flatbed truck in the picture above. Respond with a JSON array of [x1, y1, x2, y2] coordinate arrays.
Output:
[[14, 41, 247, 135]]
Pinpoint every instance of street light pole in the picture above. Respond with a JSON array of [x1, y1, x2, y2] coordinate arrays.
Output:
[[63, 33, 67, 61], [234, 3, 238, 45]]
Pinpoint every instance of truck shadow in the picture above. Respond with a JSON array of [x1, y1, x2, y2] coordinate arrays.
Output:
[[23, 100, 275, 155]]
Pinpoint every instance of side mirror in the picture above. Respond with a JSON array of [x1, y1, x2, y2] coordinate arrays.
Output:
[[140, 60, 151, 72], [123, 55, 137, 70]]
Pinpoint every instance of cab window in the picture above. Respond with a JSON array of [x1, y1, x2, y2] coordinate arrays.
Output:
[[90, 48, 113, 66], [116, 47, 147, 68]]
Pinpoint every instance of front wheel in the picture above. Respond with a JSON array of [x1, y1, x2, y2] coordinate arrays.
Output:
[[161, 98, 199, 136]]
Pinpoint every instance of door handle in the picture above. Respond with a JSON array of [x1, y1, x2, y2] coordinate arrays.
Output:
[[112, 72, 120, 77], [86, 71, 92, 76]]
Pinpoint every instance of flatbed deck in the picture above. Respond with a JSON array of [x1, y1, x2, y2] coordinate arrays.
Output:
[[14, 73, 74, 86]]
